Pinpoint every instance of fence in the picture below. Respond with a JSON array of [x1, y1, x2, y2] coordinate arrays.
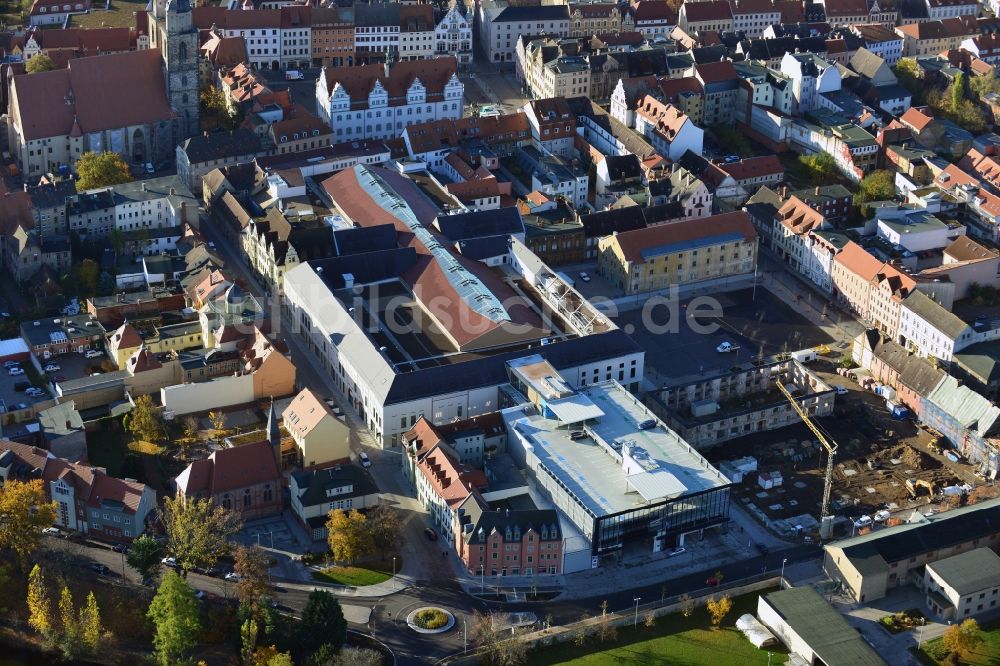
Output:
[[436, 573, 782, 665]]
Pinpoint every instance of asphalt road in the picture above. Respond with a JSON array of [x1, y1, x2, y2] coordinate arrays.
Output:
[[45, 531, 821, 664]]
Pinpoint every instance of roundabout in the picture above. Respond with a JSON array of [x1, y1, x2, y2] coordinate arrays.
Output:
[[406, 606, 456, 634]]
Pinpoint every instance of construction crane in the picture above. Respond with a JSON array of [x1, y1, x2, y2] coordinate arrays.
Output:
[[775, 379, 838, 525]]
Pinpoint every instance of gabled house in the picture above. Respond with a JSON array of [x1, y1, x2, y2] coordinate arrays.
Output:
[[175, 439, 282, 521], [282, 387, 351, 469], [0, 438, 156, 543]]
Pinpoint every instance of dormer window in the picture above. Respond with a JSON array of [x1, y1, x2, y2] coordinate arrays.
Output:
[[280, 135, 287, 142]]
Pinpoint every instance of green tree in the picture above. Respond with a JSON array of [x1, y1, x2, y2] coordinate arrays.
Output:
[[241, 618, 260, 665], [79, 591, 103, 653], [147, 571, 202, 666], [326, 509, 372, 565], [298, 590, 347, 655], [952, 72, 967, 111], [0, 479, 58, 568], [365, 503, 402, 559], [124, 394, 165, 443], [971, 71, 1000, 99], [252, 646, 294, 666], [710, 124, 752, 157], [25, 54, 55, 74], [798, 151, 838, 185], [163, 495, 242, 574], [26, 564, 53, 637], [75, 151, 133, 190], [854, 169, 896, 215], [126, 534, 163, 583], [893, 58, 923, 101]]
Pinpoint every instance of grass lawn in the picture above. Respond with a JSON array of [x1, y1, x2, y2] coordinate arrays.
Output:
[[530, 589, 786, 666], [312, 557, 399, 587], [68, 0, 145, 28], [917, 619, 1000, 665]]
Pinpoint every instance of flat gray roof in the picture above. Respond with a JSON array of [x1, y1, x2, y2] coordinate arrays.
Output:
[[510, 381, 728, 518]]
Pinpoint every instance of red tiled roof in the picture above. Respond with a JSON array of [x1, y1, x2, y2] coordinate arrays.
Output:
[[720, 155, 784, 182], [777, 196, 825, 234], [0, 190, 34, 236], [178, 440, 279, 496], [834, 241, 882, 281], [11, 49, 174, 142], [696, 60, 739, 84], [682, 0, 733, 23], [320, 57, 459, 110], [611, 211, 756, 263]]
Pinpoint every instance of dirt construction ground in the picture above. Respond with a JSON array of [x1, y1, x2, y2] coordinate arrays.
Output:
[[702, 358, 991, 539]]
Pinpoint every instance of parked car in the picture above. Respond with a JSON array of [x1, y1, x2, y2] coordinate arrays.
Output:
[[853, 515, 873, 529], [15, 403, 27, 411], [3, 361, 19, 368], [25, 388, 44, 397], [194, 590, 205, 600], [579, 271, 591, 282], [42, 527, 61, 536], [44, 363, 61, 373], [705, 576, 721, 587], [424, 527, 438, 541], [84, 349, 103, 359], [666, 547, 686, 557], [716, 341, 740, 353], [161, 556, 178, 568], [359, 451, 371, 468], [834, 385, 849, 396], [145, 162, 155, 175], [224, 572, 243, 581], [112, 543, 128, 553], [90, 563, 108, 574], [7, 367, 24, 376]]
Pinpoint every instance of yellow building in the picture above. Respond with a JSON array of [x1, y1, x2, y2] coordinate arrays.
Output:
[[597, 211, 758, 294], [282, 388, 351, 469]]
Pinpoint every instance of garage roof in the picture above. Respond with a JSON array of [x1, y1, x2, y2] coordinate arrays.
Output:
[[0, 338, 29, 359]]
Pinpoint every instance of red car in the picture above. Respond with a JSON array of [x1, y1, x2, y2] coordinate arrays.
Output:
[[705, 577, 720, 587]]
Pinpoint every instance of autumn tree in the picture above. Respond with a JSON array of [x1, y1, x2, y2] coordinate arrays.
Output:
[[473, 611, 529, 666], [679, 593, 695, 617], [57, 586, 82, 659], [0, 479, 57, 568], [75, 151, 132, 190], [234, 545, 273, 614], [707, 594, 733, 628], [124, 394, 165, 443], [147, 571, 202, 666], [27, 564, 53, 638], [365, 503, 402, 559], [326, 509, 372, 564], [942, 618, 984, 659], [952, 72, 967, 111], [298, 590, 347, 656], [893, 58, 923, 101], [126, 533, 163, 583], [182, 415, 200, 442], [316, 647, 383, 666], [79, 592, 103, 654], [25, 54, 55, 74], [251, 645, 294, 666], [208, 410, 226, 436], [163, 495, 242, 574]]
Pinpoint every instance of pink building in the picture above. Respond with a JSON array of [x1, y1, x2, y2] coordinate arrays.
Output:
[[175, 440, 282, 521], [831, 241, 882, 319]]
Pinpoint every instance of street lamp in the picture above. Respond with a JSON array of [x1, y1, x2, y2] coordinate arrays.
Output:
[[633, 597, 641, 628], [392, 556, 397, 578], [480, 564, 485, 594], [780, 558, 788, 582]]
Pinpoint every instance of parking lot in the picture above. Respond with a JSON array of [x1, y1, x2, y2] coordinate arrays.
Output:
[[614, 287, 837, 381], [0, 359, 50, 415]]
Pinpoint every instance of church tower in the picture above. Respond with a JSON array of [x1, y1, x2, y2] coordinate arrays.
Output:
[[153, 0, 200, 138]]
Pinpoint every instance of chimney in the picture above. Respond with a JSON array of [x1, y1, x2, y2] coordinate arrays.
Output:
[[169, 187, 176, 196], [781, 185, 788, 199]]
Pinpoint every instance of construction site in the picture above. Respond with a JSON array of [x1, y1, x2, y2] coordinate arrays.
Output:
[[701, 366, 988, 540]]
